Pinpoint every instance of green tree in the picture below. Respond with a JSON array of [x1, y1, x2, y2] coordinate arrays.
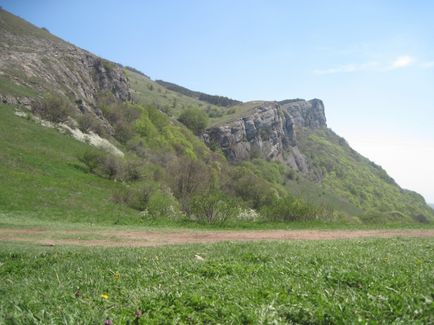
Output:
[[177, 107, 208, 135]]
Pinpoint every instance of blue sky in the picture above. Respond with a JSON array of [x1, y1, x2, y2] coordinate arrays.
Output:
[[2, 0, 434, 202]]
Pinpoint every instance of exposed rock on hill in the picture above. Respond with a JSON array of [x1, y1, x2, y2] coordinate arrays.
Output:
[[0, 9, 131, 114], [204, 99, 326, 173]]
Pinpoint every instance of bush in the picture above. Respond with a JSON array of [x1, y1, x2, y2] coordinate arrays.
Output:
[[168, 157, 212, 204], [225, 167, 278, 209], [78, 149, 127, 180], [77, 113, 108, 137], [146, 188, 183, 220], [99, 102, 141, 143], [78, 150, 105, 174], [112, 184, 153, 211], [32, 93, 72, 123], [177, 107, 208, 135], [260, 195, 319, 222], [124, 160, 142, 181], [190, 191, 239, 224], [112, 184, 183, 220]]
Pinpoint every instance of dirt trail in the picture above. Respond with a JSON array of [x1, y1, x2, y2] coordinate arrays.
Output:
[[1, 228, 434, 247]]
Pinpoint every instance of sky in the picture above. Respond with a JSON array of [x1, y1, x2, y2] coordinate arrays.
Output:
[[2, 0, 434, 202]]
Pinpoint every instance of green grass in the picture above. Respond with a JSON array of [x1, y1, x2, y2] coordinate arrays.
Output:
[[0, 9, 61, 42], [0, 104, 141, 225], [126, 70, 223, 117], [1, 238, 433, 323], [208, 100, 267, 127], [0, 76, 37, 97]]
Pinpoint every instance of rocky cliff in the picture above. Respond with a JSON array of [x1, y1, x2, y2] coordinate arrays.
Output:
[[0, 9, 131, 114], [204, 99, 326, 173]]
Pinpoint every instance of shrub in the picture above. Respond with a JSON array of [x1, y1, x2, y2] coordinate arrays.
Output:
[[190, 191, 239, 224], [167, 157, 211, 206], [78, 149, 126, 180], [124, 160, 142, 181], [77, 113, 108, 137], [32, 93, 72, 123], [112, 184, 183, 220], [225, 167, 277, 209], [147, 188, 183, 220], [135, 113, 158, 138], [99, 102, 141, 143], [177, 107, 208, 135], [112, 184, 153, 211], [414, 214, 429, 223], [114, 121, 135, 143], [260, 195, 319, 222], [78, 149, 105, 173]]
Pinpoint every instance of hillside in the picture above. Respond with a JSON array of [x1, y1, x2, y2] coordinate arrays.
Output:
[[0, 8, 432, 225], [155, 79, 241, 107]]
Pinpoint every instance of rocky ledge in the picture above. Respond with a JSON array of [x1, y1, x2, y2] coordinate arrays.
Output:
[[204, 99, 326, 173]]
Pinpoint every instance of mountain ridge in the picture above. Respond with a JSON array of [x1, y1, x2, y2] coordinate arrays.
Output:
[[0, 8, 432, 224], [155, 79, 242, 107]]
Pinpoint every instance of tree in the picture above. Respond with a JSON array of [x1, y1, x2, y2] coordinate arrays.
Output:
[[177, 107, 208, 135]]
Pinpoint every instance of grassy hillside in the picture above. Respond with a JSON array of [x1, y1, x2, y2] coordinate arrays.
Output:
[[298, 128, 434, 222], [155, 79, 241, 107], [127, 70, 225, 118], [0, 104, 141, 224]]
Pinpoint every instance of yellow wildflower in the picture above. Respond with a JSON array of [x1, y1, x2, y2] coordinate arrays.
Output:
[[101, 293, 109, 300]]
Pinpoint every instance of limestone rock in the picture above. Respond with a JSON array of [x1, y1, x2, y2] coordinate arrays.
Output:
[[0, 9, 131, 116], [204, 99, 326, 174]]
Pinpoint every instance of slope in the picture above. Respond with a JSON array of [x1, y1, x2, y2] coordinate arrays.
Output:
[[206, 100, 434, 223], [0, 104, 139, 224], [0, 8, 432, 224]]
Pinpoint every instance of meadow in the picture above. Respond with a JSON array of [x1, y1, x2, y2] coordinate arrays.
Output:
[[1, 238, 433, 324]]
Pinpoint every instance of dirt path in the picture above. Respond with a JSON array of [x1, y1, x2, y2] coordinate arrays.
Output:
[[1, 227, 434, 247]]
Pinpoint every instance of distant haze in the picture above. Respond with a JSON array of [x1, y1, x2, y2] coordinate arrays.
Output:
[[2, 0, 433, 201]]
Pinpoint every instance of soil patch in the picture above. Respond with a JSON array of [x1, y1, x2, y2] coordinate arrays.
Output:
[[1, 228, 433, 247]]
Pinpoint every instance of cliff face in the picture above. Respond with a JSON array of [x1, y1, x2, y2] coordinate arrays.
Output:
[[0, 9, 131, 113], [204, 99, 326, 173]]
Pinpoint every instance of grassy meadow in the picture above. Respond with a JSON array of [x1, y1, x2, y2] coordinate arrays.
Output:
[[1, 238, 433, 324]]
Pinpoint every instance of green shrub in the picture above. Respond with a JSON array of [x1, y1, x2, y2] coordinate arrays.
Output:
[[147, 188, 183, 220], [112, 184, 183, 220], [260, 195, 319, 222], [32, 93, 72, 123], [78, 149, 105, 173], [99, 102, 141, 143], [190, 191, 239, 224], [225, 167, 278, 209], [112, 184, 154, 211], [123, 159, 142, 181], [78, 149, 126, 180], [168, 157, 212, 204], [177, 107, 208, 135], [135, 113, 158, 138], [77, 113, 108, 137]]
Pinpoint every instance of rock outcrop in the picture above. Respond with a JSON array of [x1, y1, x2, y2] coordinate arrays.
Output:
[[0, 9, 131, 114], [204, 99, 326, 173]]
